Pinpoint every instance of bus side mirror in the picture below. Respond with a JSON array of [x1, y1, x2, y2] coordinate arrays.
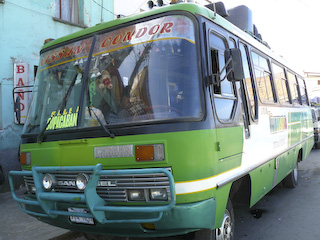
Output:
[[224, 48, 244, 81], [14, 96, 21, 124]]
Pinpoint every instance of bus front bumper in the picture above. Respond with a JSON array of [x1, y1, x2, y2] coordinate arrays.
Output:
[[9, 164, 216, 237], [27, 197, 216, 237]]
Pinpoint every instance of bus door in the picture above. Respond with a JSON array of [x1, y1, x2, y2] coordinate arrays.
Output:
[[208, 29, 243, 173]]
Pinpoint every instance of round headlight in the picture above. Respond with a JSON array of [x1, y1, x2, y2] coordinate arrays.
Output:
[[42, 174, 56, 191], [76, 173, 89, 190]]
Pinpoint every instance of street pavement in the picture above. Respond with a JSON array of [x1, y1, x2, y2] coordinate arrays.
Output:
[[1, 148, 320, 240], [0, 187, 71, 240]]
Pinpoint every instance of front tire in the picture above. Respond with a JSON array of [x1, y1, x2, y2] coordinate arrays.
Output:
[[195, 198, 234, 240]]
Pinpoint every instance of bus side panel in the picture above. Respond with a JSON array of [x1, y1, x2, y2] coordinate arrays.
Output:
[[213, 183, 232, 229], [249, 159, 275, 207], [275, 150, 295, 186]]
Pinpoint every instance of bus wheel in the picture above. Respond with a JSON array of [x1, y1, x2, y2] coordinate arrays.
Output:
[[283, 162, 298, 188], [195, 198, 234, 240]]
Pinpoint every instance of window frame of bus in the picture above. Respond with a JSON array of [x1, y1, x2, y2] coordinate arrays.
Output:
[[239, 41, 259, 122], [230, 37, 250, 138], [271, 62, 292, 106], [287, 70, 302, 106], [208, 29, 238, 123], [296, 76, 309, 106], [251, 50, 277, 105]]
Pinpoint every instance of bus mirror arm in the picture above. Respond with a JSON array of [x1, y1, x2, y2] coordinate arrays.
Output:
[[208, 60, 230, 86], [208, 48, 244, 86], [224, 48, 245, 82]]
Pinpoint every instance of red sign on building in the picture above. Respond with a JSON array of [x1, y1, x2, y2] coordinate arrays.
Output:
[[13, 62, 29, 124]]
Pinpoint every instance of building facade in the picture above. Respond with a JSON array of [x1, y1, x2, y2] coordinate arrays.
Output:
[[0, 0, 114, 191]]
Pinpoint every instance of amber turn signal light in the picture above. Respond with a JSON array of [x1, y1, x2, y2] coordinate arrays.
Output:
[[20, 152, 31, 165], [135, 144, 164, 162]]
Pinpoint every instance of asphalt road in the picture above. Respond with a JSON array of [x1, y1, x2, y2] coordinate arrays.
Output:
[[1, 148, 320, 240]]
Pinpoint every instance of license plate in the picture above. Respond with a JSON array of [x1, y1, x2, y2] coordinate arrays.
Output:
[[68, 208, 94, 225]]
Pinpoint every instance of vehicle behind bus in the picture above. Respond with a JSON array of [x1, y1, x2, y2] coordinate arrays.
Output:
[[10, 2, 313, 239]]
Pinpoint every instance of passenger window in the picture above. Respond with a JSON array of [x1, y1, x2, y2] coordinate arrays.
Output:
[[297, 76, 308, 105], [287, 72, 300, 105], [252, 52, 275, 103], [209, 31, 236, 121], [240, 43, 258, 120], [272, 63, 290, 104]]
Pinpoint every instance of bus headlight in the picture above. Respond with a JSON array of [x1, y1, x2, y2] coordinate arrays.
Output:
[[76, 173, 89, 190], [128, 189, 145, 201], [150, 188, 168, 201], [42, 174, 56, 191]]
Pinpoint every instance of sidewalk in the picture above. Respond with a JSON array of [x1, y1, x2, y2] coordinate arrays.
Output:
[[0, 188, 70, 240]]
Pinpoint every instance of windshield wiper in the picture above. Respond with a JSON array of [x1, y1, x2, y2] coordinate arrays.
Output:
[[86, 105, 115, 138], [37, 73, 78, 143], [37, 37, 97, 143]]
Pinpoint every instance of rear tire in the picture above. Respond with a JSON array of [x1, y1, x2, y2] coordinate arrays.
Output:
[[195, 198, 234, 240], [283, 162, 298, 188]]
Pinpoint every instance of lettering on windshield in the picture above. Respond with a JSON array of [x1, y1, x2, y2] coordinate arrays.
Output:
[[46, 106, 79, 130], [99, 22, 174, 50], [39, 38, 93, 68]]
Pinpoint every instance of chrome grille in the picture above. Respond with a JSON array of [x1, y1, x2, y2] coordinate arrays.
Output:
[[54, 172, 91, 193], [97, 173, 170, 202], [24, 170, 171, 202]]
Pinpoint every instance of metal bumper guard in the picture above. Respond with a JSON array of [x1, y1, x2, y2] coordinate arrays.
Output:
[[9, 164, 175, 224]]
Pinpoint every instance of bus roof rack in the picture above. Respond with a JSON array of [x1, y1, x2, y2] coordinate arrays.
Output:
[[205, 2, 229, 17], [205, 2, 270, 48]]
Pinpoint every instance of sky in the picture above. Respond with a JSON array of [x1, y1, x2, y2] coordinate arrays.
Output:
[[114, 0, 320, 73]]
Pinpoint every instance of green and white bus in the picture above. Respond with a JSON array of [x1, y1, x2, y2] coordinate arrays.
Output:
[[10, 1, 313, 239]]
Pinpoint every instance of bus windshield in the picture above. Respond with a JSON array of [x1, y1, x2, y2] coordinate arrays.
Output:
[[23, 15, 202, 135]]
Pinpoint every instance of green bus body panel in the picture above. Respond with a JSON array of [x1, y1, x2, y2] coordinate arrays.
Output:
[[212, 183, 232, 229], [215, 127, 243, 172], [21, 127, 243, 204], [249, 159, 276, 206]]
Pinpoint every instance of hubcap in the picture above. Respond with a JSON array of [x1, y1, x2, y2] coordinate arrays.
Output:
[[215, 209, 233, 240]]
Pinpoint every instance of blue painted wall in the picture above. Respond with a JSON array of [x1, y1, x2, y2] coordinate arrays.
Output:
[[0, 0, 114, 191]]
